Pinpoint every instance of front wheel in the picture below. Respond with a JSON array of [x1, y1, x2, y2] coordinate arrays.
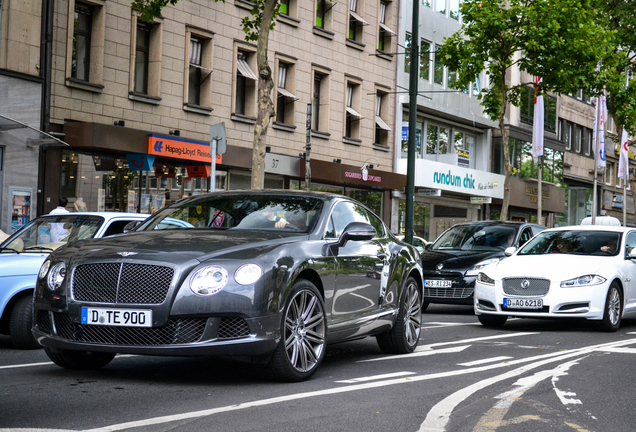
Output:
[[44, 348, 116, 370], [265, 280, 326, 382], [478, 314, 508, 329], [10, 295, 40, 350], [377, 276, 422, 354], [600, 283, 622, 332]]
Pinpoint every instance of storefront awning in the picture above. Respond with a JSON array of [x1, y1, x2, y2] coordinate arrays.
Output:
[[0, 114, 69, 147]]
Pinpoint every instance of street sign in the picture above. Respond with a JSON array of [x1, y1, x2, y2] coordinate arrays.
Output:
[[210, 123, 227, 155]]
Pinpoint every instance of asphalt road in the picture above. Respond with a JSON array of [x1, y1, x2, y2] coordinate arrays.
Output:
[[2, 304, 636, 432]]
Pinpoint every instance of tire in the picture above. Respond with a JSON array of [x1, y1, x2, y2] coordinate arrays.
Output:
[[44, 348, 116, 370], [265, 280, 326, 382], [478, 314, 508, 329], [600, 282, 622, 332], [9, 295, 40, 350], [376, 276, 422, 354]]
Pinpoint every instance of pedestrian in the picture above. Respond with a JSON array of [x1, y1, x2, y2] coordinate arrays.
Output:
[[49, 197, 70, 242]]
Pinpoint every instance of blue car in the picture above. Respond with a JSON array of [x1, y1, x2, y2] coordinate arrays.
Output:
[[0, 212, 149, 349]]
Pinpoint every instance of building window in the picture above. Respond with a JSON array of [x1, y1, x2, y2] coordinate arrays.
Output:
[[435, 0, 446, 16], [72, 4, 93, 81], [234, 50, 258, 118], [375, 91, 391, 146], [426, 124, 449, 155], [345, 82, 363, 141], [605, 162, 613, 186], [275, 62, 298, 126], [574, 125, 582, 153], [279, 0, 289, 15], [420, 39, 431, 80], [404, 33, 412, 73], [312, 70, 330, 133], [129, 14, 162, 101], [422, 0, 431, 7], [506, 139, 564, 186], [65, 0, 105, 90], [449, 0, 459, 19], [472, 73, 481, 97], [378, 1, 395, 53], [315, 0, 332, 31], [184, 29, 213, 111], [348, 0, 366, 42], [583, 128, 592, 156], [519, 86, 557, 132], [434, 44, 444, 85]]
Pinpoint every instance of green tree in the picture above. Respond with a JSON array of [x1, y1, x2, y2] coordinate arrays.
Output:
[[132, 0, 281, 190], [439, 0, 609, 220]]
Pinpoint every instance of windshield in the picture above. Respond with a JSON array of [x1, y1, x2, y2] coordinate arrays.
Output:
[[518, 230, 622, 256], [138, 194, 324, 234], [0, 215, 104, 253], [432, 225, 516, 252]]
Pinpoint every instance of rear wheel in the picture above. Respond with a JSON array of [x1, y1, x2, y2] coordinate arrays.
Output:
[[478, 314, 508, 329], [44, 348, 116, 370], [600, 283, 622, 332], [377, 276, 422, 354], [265, 280, 326, 382], [9, 295, 40, 350]]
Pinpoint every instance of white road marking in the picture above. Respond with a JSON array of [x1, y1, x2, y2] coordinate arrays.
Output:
[[418, 338, 636, 432], [0, 361, 53, 370], [360, 345, 470, 362], [421, 322, 481, 329], [335, 371, 416, 384], [594, 347, 636, 354], [458, 356, 512, 367]]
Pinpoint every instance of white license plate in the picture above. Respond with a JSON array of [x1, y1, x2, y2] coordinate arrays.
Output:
[[81, 307, 152, 327], [504, 298, 543, 309], [425, 279, 452, 288]]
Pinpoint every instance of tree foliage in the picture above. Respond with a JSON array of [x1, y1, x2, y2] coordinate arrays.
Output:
[[440, 0, 609, 220]]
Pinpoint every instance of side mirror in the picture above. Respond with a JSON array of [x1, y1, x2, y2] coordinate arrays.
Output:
[[123, 220, 143, 233], [629, 249, 636, 259], [504, 246, 516, 257], [339, 222, 376, 247]]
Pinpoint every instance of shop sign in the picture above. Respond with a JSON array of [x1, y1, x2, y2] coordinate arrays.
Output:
[[265, 153, 299, 176], [416, 188, 441, 196], [470, 196, 492, 204], [126, 153, 155, 171], [186, 165, 211, 178], [398, 159, 505, 199], [344, 169, 382, 183], [148, 134, 222, 164], [457, 150, 470, 168]]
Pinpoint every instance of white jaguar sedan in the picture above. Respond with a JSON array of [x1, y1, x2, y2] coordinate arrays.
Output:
[[474, 226, 636, 332]]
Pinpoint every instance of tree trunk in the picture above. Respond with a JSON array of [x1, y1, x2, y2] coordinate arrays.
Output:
[[250, 0, 277, 190], [499, 76, 512, 221]]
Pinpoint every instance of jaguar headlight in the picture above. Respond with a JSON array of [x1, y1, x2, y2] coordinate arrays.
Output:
[[477, 272, 495, 286], [466, 258, 501, 276], [190, 265, 228, 296], [39, 259, 51, 280], [46, 262, 66, 291], [234, 264, 262, 286], [561, 275, 606, 288]]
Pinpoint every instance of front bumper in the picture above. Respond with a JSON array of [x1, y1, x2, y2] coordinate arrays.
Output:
[[33, 309, 281, 357], [474, 280, 608, 321], [423, 274, 476, 305]]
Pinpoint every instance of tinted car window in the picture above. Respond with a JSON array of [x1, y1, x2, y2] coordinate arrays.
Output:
[[432, 225, 517, 251], [518, 228, 533, 247], [625, 231, 636, 256], [328, 201, 370, 238], [518, 230, 622, 256], [366, 209, 384, 238], [103, 220, 139, 237]]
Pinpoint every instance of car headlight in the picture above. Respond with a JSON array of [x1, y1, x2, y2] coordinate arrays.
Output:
[[190, 265, 228, 296], [39, 260, 51, 280], [477, 272, 495, 286], [234, 264, 262, 285], [466, 258, 501, 276], [561, 275, 606, 288], [46, 262, 66, 291]]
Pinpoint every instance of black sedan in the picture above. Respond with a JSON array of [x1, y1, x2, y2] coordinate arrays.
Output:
[[33, 191, 423, 382], [420, 221, 544, 309]]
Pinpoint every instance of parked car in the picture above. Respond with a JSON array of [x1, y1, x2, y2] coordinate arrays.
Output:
[[474, 226, 636, 331], [0, 212, 149, 349], [33, 191, 423, 382], [419, 221, 545, 310], [397, 235, 431, 253]]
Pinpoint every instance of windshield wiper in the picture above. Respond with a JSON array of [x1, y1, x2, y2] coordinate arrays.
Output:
[[23, 246, 55, 252]]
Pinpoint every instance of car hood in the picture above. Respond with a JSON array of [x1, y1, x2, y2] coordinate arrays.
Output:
[[59, 230, 304, 266], [0, 252, 49, 277], [485, 254, 614, 281], [420, 249, 504, 272]]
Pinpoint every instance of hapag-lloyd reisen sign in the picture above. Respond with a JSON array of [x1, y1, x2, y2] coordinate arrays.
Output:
[[397, 159, 505, 199], [148, 134, 222, 164]]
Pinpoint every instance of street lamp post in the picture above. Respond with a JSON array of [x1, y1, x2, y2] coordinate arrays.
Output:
[[405, 0, 420, 244]]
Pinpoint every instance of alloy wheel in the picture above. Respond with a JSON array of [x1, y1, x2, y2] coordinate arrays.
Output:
[[284, 289, 326, 373]]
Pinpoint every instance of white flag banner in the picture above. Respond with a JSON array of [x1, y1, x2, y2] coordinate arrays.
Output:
[[597, 89, 607, 172], [531, 77, 544, 162], [618, 128, 629, 180]]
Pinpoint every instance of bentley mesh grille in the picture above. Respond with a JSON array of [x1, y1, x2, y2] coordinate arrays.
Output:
[[36, 310, 52, 334], [502, 278, 550, 296], [218, 317, 250, 339], [52, 313, 206, 345], [72, 263, 174, 304], [425, 287, 474, 299]]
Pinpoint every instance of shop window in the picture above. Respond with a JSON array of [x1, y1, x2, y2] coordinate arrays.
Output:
[[374, 90, 391, 147], [129, 14, 162, 103], [233, 48, 258, 120], [65, 0, 105, 91], [377, 0, 395, 54], [348, 0, 367, 43], [344, 81, 363, 142], [275, 60, 298, 127], [312, 69, 331, 134], [184, 28, 214, 113]]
